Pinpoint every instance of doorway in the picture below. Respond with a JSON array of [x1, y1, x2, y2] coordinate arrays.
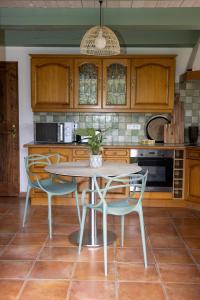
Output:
[[0, 62, 19, 196]]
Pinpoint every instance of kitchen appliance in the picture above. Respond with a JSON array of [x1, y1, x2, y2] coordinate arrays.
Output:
[[130, 149, 173, 192], [35, 122, 74, 143]]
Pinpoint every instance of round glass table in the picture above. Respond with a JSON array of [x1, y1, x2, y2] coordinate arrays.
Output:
[[46, 160, 141, 247]]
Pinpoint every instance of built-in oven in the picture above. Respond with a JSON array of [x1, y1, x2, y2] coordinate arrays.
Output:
[[130, 149, 173, 192]]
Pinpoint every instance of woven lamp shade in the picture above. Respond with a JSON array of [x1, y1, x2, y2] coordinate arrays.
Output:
[[80, 25, 120, 56]]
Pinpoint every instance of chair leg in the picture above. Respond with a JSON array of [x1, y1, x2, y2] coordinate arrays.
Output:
[[121, 215, 125, 247], [47, 194, 52, 239], [138, 206, 148, 268], [22, 185, 31, 227], [75, 189, 81, 226], [78, 206, 87, 255], [103, 211, 108, 276]]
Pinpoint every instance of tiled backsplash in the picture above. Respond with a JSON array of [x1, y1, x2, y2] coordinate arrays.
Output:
[[34, 81, 200, 143]]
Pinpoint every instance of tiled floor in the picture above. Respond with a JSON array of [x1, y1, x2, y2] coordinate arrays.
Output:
[[0, 198, 200, 299]]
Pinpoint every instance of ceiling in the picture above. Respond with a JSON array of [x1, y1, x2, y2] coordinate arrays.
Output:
[[1, 1, 200, 8], [0, 0, 200, 48]]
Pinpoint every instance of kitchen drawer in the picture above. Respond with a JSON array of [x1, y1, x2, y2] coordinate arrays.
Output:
[[28, 147, 72, 172], [187, 150, 200, 160], [103, 149, 129, 157], [73, 148, 89, 158]]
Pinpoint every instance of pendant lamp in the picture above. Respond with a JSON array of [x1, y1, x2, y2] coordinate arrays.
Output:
[[80, 0, 120, 56]]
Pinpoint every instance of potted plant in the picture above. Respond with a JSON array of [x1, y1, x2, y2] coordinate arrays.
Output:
[[75, 128, 103, 168]]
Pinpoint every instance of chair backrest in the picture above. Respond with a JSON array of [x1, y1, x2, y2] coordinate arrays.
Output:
[[92, 170, 148, 209], [24, 154, 60, 186]]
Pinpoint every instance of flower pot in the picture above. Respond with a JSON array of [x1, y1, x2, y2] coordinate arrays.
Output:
[[89, 154, 102, 168]]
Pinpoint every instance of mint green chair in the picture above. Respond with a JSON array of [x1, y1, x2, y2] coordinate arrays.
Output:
[[78, 171, 148, 276], [22, 154, 81, 239]]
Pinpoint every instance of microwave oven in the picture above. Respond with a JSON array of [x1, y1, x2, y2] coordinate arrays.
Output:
[[34, 122, 74, 143]]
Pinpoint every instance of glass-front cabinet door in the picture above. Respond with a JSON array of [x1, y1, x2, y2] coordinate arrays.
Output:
[[102, 59, 130, 109], [74, 59, 102, 109]]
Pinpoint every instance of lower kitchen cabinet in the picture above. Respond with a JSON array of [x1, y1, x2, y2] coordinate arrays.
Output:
[[28, 147, 73, 204], [185, 149, 200, 203]]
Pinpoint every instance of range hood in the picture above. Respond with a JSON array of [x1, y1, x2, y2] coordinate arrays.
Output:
[[180, 38, 200, 82]]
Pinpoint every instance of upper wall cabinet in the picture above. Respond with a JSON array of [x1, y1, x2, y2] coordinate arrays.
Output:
[[102, 59, 130, 110], [31, 56, 73, 111], [74, 58, 130, 111], [131, 57, 175, 112], [31, 55, 175, 112], [74, 59, 102, 109]]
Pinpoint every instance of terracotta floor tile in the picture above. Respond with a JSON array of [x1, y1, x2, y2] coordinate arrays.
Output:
[[20, 223, 49, 234], [53, 215, 80, 225], [117, 263, 159, 281], [175, 224, 200, 237], [113, 214, 139, 226], [0, 246, 5, 255], [53, 224, 80, 235], [116, 247, 154, 264], [113, 225, 141, 239], [39, 247, 78, 261], [143, 207, 170, 217], [0, 261, 33, 279], [150, 235, 184, 248], [159, 264, 200, 283], [183, 238, 200, 249], [0, 279, 24, 300], [154, 248, 193, 264], [144, 216, 172, 225], [0, 234, 14, 245], [69, 281, 116, 300], [0, 207, 9, 214], [146, 224, 177, 237], [119, 282, 165, 300], [45, 235, 76, 247], [115, 236, 145, 247], [0, 223, 19, 233], [78, 247, 115, 262], [0, 244, 42, 260], [30, 261, 74, 279], [168, 208, 197, 218], [173, 218, 200, 226], [164, 283, 200, 300], [11, 233, 47, 245], [191, 250, 200, 264], [19, 280, 69, 300], [73, 262, 115, 280]]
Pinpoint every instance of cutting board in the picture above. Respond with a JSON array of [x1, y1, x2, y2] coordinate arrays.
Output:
[[164, 95, 184, 144]]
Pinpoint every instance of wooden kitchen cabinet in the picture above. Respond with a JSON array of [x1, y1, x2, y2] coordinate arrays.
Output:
[[74, 59, 102, 109], [31, 56, 73, 112], [185, 149, 200, 203], [102, 148, 130, 198], [31, 54, 175, 112], [131, 56, 175, 112], [102, 59, 130, 110], [28, 147, 73, 203], [74, 58, 130, 111]]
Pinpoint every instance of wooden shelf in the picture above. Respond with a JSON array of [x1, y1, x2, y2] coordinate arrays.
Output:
[[180, 70, 200, 82]]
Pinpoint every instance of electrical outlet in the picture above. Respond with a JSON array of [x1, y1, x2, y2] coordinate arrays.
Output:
[[127, 123, 141, 130]]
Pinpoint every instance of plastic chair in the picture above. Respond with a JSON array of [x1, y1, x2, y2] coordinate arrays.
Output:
[[78, 170, 148, 276], [22, 154, 81, 239]]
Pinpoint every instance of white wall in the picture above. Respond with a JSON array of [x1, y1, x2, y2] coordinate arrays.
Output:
[[5, 46, 192, 192]]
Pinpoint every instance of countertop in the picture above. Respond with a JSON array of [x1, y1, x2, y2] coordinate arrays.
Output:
[[23, 141, 199, 150]]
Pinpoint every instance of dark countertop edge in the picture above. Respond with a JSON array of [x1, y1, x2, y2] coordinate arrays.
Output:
[[23, 142, 193, 149]]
